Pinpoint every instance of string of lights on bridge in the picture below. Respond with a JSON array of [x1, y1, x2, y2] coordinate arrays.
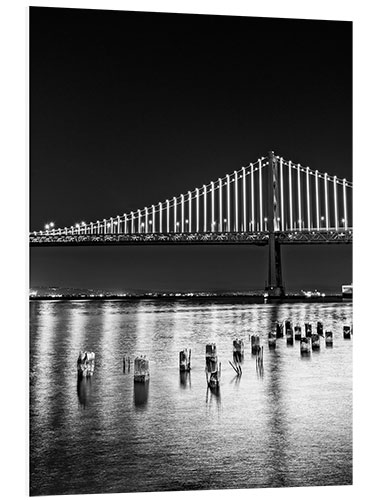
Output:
[[37, 153, 352, 238]]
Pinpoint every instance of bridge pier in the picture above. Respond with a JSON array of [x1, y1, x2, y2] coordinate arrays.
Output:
[[266, 233, 284, 297], [265, 151, 285, 297]]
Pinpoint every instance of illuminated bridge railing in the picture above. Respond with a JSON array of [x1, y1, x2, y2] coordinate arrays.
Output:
[[29, 229, 352, 246]]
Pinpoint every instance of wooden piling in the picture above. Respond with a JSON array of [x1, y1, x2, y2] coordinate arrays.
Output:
[[325, 330, 333, 346], [179, 348, 191, 372], [311, 333, 320, 350], [285, 320, 292, 332], [268, 331, 277, 349], [317, 321, 324, 336], [276, 322, 284, 338], [294, 325, 302, 341], [233, 339, 244, 363], [77, 351, 95, 378], [286, 328, 294, 345], [343, 325, 351, 339], [205, 343, 221, 388], [123, 355, 131, 373], [134, 355, 150, 382], [251, 334, 261, 354], [256, 346, 264, 377], [305, 323, 312, 337], [300, 337, 311, 355]]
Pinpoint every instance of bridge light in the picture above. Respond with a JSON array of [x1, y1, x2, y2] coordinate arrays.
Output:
[[45, 224, 49, 230], [321, 216, 325, 220], [107, 223, 110, 227], [75, 224, 80, 228], [81, 221, 86, 225], [264, 218, 268, 222], [50, 222, 54, 228]]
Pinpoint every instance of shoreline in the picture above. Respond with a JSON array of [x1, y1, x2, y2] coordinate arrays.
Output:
[[29, 294, 352, 303]]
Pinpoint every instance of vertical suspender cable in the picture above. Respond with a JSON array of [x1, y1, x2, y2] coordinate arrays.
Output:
[[188, 191, 192, 233], [235, 171, 238, 232], [166, 200, 170, 233], [203, 185, 207, 232], [226, 174, 231, 231], [333, 176, 338, 231], [242, 166, 247, 231], [280, 158, 284, 231], [251, 164, 254, 230], [297, 164, 302, 230], [219, 178, 223, 232], [343, 179, 348, 230], [289, 161, 293, 230], [324, 173, 329, 230], [181, 194, 184, 233], [211, 181, 215, 232], [315, 170, 320, 230], [196, 188, 199, 232], [259, 160, 263, 231], [306, 167, 311, 231]]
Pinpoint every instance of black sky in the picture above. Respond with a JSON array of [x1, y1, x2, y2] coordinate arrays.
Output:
[[29, 7, 352, 293]]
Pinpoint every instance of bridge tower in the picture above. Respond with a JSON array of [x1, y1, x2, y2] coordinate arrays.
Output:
[[265, 150, 285, 297]]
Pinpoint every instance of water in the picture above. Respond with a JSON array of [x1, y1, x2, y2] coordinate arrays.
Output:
[[29, 299, 352, 496]]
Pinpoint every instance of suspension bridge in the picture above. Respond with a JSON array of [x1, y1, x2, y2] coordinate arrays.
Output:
[[30, 151, 352, 296]]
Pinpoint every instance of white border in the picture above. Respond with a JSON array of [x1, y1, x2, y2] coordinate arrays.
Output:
[[1, 1, 374, 499]]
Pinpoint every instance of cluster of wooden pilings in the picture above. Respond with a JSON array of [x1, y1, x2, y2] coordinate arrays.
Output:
[[268, 321, 353, 356], [76, 322, 352, 385]]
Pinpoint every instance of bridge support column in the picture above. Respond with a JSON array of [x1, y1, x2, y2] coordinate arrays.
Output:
[[265, 151, 285, 297], [266, 233, 284, 296]]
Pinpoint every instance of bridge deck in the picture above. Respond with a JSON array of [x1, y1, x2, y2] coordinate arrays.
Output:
[[29, 230, 352, 247]]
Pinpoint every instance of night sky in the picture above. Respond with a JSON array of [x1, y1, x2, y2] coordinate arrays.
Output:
[[29, 7, 352, 293]]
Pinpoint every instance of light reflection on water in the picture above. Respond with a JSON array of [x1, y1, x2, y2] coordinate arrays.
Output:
[[30, 299, 352, 495]]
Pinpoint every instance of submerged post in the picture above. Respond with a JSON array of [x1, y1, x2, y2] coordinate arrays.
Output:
[[265, 150, 285, 297]]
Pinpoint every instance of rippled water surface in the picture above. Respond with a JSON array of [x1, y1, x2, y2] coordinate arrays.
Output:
[[30, 299, 352, 496]]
